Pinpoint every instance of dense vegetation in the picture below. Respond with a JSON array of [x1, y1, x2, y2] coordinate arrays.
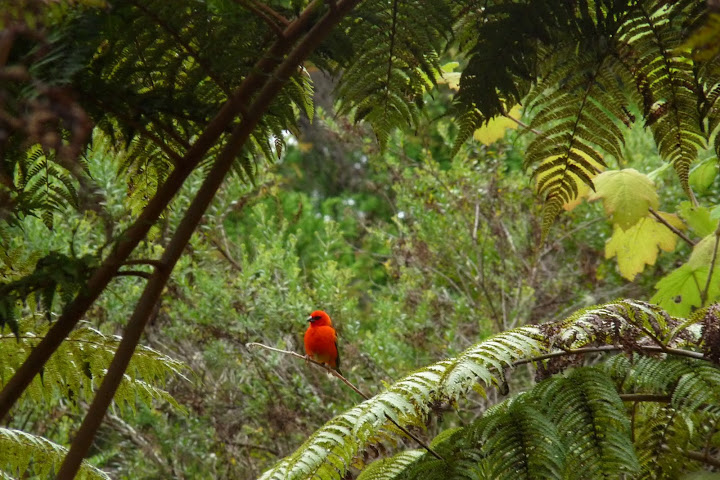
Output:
[[1, 1, 720, 479]]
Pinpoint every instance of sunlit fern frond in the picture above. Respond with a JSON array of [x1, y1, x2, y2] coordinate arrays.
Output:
[[260, 300, 698, 480], [13, 144, 80, 230], [335, 0, 453, 149], [0, 427, 109, 480], [356, 450, 424, 480], [0, 316, 187, 411]]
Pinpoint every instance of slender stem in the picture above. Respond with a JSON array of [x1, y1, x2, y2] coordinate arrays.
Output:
[[663, 446, 720, 469], [246, 342, 445, 461], [114, 270, 151, 279], [503, 113, 543, 135], [246, 343, 367, 398], [701, 220, 720, 306], [235, 0, 288, 36], [619, 393, 670, 403], [0, 0, 325, 422], [123, 259, 164, 268], [649, 207, 695, 247], [55, 2, 362, 477], [513, 344, 705, 367]]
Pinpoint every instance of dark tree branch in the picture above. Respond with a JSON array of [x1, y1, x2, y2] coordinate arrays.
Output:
[[246, 342, 445, 461], [55, 1, 363, 477], [235, 0, 288, 36], [0, 0, 328, 422]]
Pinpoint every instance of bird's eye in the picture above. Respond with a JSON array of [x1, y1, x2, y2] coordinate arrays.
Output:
[[313, 315, 320, 320]]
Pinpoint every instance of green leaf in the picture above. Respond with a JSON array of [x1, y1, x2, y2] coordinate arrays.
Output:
[[688, 233, 720, 269], [689, 158, 719, 193], [604, 213, 682, 280], [678, 202, 716, 238], [588, 169, 659, 230], [652, 235, 720, 317]]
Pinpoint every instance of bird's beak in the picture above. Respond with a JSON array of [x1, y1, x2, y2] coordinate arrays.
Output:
[[306, 315, 313, 323]]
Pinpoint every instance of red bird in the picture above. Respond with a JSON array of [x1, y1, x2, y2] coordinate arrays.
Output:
[[304, 310, 341, 374]]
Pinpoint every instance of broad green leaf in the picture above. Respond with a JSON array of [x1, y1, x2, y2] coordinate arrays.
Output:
[[712, 205, 720, 220], [689, 157, 719, 193], [472, 106, 522, 145], [678, 201, 716, 237], [652, 234, 720, 315], [688, 233, 720, 268], [588, 169, 659, 230], [605, 213, 682, 280], [651, 265, 709, 316]]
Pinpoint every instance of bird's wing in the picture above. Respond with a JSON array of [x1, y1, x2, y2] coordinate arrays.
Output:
[[335, 339, 341, 371]]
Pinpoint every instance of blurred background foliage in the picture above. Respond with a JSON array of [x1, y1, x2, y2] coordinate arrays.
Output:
[[4, 65, 712, 477]]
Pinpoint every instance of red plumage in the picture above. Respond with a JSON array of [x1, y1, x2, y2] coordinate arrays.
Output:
[[304, 310, 341, 373]]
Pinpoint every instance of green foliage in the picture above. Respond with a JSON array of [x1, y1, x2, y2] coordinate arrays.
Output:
[[453, 0, 717, 232], [0, 251, 97, 335], [0, 316, 187, 411], [261, 300, 720, 479], [0, 427, 109, 480], [334, 0, 453, 148]]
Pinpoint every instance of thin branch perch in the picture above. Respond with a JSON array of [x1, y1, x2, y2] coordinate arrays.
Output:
[[246, 342, 445, 461], [649, 207, 696, 247]]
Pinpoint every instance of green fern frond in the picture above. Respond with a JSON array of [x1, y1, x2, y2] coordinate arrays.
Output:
[[0, 316, 187, 411], [618, 1, 705, 196], [356, 450, 424, 480], [335, 0, 453, 149], [539, 367, 639, 476], [262, 300, 708, 480], [12, 144, 80, 229], [473, 396, 567, 479], [0, 427, 109, 480]]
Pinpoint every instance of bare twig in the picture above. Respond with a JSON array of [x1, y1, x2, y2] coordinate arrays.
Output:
[[246, 342, 445, 461], [124, 259, 165, 269], [235, 0, 289, 36], [701, 220, 720, 306], [503, 113, 542, 135], [114, 270, 152, 280], [649, 207, 696, 247]]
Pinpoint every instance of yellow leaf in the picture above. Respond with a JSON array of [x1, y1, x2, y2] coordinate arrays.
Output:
[[605, 212, 683, 280], [588, 168, 659, 230], [472, 105, 522, 145]]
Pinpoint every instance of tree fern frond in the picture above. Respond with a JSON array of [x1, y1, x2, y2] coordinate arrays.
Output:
[[618, 1, 705, 196], [335, 0, 453, 149], [0, 427, 109, 480], [539, 367, 639, 476], [0, 316, 187, 410], [473, 396, 567, 480], [262, 300, 710, 480], [356, 450, 424, 480]]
